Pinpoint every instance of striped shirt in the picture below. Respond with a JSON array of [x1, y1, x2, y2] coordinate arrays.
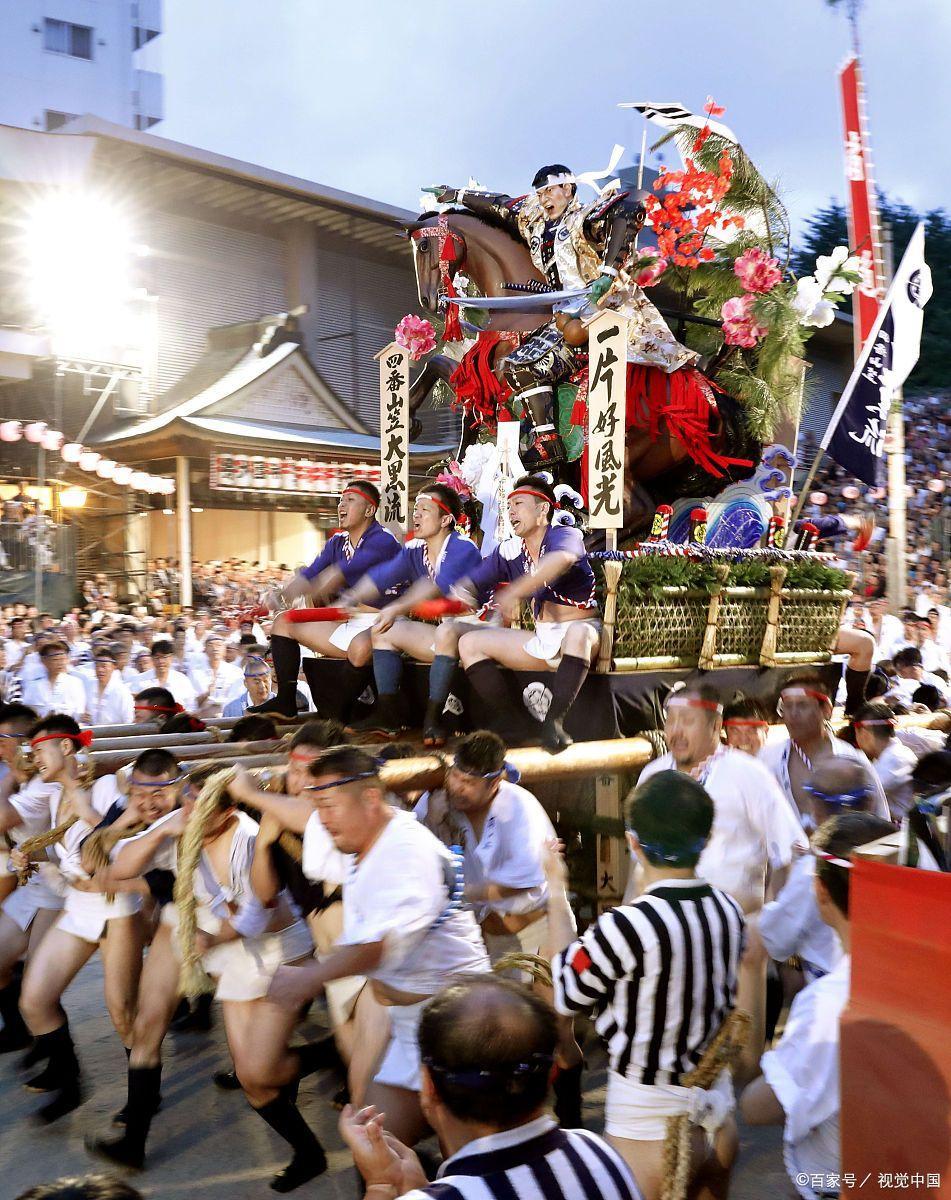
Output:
[[553, 879, 745, 1085], [401, 1114, 642, 1200]]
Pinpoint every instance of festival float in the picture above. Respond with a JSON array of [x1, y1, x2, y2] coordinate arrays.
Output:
[[388, 99, 863, 703]]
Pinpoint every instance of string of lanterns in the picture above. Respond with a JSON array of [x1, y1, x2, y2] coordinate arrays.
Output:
[[0, 420, 175, 496]]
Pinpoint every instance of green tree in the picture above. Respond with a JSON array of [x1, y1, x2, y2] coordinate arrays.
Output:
[[794, 197, 951, 392]]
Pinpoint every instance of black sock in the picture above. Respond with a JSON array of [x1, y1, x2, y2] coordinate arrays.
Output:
[[123, 1064, 163, 1154], [270, 635, 302, 688], [252, 1084, 325, 1160], [844, 667, 870, 716], [0, 976, 29, 1044], [30, 1021, 79, 1085], [548, 654, 589, 723], [465, 659, 521, 733]]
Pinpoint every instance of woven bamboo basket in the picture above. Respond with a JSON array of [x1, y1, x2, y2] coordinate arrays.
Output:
[[772, 588, 852, 663], [612, 586, 710, 669]]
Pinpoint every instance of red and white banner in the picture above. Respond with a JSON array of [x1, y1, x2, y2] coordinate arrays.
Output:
[[839, 56, 886, 356]]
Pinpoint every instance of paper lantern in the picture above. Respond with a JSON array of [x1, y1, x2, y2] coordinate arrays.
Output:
[[159, 478, 176, 494], [41, 429, 64, 451], [929, 478, 946, 494], [95, 459, 117, 479], [129, 472, 149, 490], [60, 442, 83, 463], [112, 465, 133, 485], [78, 451, 101, 472], [842, 485, 860, 501], [0, 421, 22, 442], [24, 422, 47, 444], [810, 491, 828, 506]]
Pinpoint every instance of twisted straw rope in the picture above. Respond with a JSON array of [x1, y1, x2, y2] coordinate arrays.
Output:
[[492, 952, 553, 988], [660, 1008, 750, 1200], [172, 764, 290, 997]]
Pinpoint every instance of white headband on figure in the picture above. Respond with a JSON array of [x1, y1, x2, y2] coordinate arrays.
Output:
[[535, 172, 576, 190]]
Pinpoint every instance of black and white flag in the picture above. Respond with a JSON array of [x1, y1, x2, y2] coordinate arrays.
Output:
[[618, 100, 737, 144], [824, 222, 932, 485]]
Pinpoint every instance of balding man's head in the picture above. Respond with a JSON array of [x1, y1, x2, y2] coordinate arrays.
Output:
[[418, 975, 556, 1130], [806, 759, 877, 824]]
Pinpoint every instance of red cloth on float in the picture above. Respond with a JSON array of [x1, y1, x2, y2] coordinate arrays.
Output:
[[577, 362, 753, 495], [448, 332, 516, 433]]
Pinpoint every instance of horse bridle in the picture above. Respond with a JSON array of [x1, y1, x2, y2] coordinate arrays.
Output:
[[410, 215, 466, 302]]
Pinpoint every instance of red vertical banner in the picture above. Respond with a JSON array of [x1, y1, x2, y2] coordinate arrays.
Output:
[[839, 56, 887, 357]]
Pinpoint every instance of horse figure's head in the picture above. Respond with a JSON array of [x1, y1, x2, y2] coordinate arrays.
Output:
[[402, 213, 466, 313]]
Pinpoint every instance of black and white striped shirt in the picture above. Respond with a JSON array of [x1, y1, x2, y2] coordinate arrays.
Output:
[[553, 879, 745, 1085], [402, 1115, 642, 1200]]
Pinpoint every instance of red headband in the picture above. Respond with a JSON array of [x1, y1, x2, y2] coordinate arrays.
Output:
[[780, 687, 831, 707], [509, 487, 557, 509], [290, 749, 321, 762], [418, 492, 456, 518], [134, 703, 184, 715], [343, 485, 378, 507], [854, 718, 895, 728], [723, 718, 769, 728], [31, 730, 94, 748], [666, 696, 723, 713]]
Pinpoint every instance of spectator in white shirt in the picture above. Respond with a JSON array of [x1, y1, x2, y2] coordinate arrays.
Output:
[[188, 634, 244, 718], [4, 616, 31, 671], [21, 641, 87, 719], [222, 656, 275, 719], [82, 649, 134, 727], [741, 811, 895, 1200], [134, 640, 196, 711], [883, 647, 950, 709], [0, 643, 22, 703]]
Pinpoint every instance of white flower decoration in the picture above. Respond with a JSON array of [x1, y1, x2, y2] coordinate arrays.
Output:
[[792, 276, 836, 328], [814, 245, 862, 296]]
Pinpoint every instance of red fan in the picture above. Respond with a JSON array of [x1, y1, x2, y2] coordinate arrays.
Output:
[[852, 514, 875, 553]]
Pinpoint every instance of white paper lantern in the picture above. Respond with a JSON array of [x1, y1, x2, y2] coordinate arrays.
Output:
[[928, 478, 946, 494], [41, 429, 64, 451], [78, 451, 101, 472], [24, 422, 47, 444], [0, 421, 23, 442], [810, 491, 828, 506], [60, 442, 83, 463], [112, 465, 133, 485], [129, 471, 149, 490], [163, 479, 176, 494], [842, 485, 860, 501], [96, 459, 117, 479]]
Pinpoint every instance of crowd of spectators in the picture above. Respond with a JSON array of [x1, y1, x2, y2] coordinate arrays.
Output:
[[143, 558, 293, 611], [0, 597, 299, 723], [804, 393, 950, 603]]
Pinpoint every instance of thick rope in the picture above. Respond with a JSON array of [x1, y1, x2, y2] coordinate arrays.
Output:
[[659, 1008, 750, 1200], [15, 816, 78, 884], [492, 952, 553, 989], [173, 766, 236, 998]]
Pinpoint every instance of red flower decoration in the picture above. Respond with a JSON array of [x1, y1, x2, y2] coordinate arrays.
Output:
[[704, 96, 726, 117]]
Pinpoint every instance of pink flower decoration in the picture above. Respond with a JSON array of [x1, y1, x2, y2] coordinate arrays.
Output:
[[634, 256, 668, 288], [733, 247, 782, 294], [721, 294, 769, 348], [395, 314, 437, 361], [704, 96, 726, 118]]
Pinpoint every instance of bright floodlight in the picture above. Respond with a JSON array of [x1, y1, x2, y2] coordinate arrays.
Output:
[[22, 190, 139, 355]]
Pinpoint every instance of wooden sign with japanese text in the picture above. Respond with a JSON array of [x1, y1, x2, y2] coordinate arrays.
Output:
[[375, 340, 411, 532], [586, 311, 629, 532]]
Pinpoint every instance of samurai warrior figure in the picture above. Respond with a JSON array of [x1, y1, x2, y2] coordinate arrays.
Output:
[[435, 165, 696, 466]]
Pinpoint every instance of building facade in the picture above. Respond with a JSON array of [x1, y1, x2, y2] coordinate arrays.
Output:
[[0, 0, 163, 133], [0, 118, 457, 607]]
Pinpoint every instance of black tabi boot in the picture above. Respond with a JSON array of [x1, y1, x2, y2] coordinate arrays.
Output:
[[87, 1063, 162, 1169], [321, 661, 373, 723], [252, 1082, 328, 1192], [540, 654, 589, 754], [0, 974, 32, 1053], [24, 1022, 83, 1122]]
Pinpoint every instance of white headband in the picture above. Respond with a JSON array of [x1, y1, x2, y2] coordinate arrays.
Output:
[[535, 172, 575, 190]]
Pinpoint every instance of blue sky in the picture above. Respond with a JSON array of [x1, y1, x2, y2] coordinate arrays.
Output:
[[158, 0, 948, 239]]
